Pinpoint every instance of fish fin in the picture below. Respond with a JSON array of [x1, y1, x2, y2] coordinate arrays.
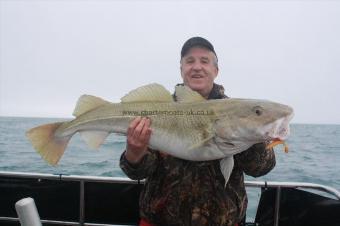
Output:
[[214, 137, 254, 156], [26, 122, 71, 166], [188, 134, 214, 150], [175, 85, 205, 103], [186, 122, 215, 150], [220, 156, 234, 187], [73, 95, 111, 117], [121, 83, 173, 103], [214, 136, 235, 149], [80, 131, 109, 149]]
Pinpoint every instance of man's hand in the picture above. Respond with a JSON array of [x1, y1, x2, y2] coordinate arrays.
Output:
[[125, 117, 152, 164]]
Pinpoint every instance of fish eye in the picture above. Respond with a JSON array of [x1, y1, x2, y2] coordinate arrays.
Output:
[[253, 106, 263, 116]]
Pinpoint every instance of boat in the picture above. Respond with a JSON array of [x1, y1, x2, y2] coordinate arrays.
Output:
[[0, 171, 339, 226]]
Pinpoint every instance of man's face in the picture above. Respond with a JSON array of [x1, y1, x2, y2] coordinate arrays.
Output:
[[180, 47, 218, 98]]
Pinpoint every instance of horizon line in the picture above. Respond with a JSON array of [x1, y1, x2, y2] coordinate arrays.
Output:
[[0, 115, 339, 126]]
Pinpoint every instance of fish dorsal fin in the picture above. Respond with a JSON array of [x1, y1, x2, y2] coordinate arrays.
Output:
[[175, 85, 206, 103], [73, 95, 111, 117], [121, 83, 173, 103]]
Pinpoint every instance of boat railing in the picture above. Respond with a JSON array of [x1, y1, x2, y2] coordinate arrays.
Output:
[[1, 171, 339, 226]]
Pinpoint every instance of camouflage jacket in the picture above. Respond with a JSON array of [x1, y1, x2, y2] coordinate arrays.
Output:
[[120, 83, 276, 226]]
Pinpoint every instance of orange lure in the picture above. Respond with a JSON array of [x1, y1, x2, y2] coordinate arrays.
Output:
[[266, 139, 289, 153]]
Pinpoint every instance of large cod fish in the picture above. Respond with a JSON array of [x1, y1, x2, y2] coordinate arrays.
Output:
[[26, 83, 294, 183]]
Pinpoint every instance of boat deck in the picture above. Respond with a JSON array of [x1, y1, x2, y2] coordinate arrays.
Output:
[[1, 171, 339, 226]]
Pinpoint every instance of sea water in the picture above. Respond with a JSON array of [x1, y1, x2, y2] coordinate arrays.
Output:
[[1, 116, 339, 221]]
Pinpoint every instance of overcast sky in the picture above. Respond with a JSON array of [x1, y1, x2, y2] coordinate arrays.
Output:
[[0, 0, 339, 124]]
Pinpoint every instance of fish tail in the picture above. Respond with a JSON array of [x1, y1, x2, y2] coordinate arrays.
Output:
[[26, 122, 71, 165]]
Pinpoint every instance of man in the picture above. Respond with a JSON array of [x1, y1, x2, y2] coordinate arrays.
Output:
[[120, 37, 276, 226]]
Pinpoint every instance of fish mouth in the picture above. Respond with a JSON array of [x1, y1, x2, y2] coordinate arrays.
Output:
[[265, 112, 294, 141], [264, 112, 294, 152]]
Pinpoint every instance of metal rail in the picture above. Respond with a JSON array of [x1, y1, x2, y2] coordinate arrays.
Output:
[[245, 180, 340, 200], [1, 171, 340, 226]]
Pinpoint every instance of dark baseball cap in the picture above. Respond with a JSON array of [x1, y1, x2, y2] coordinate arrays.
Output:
[[181, 37, 217, 59]]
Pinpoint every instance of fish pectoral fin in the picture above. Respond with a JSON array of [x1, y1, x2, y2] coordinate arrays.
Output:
[[214, 137, 254, 155], [80, 131, 109, 149], [219, 141, 235, 149], [220, 156, 234, 187], [73, 95, 111, 117], [188, 135, 214, 150], [214, 136, 235, 149], [121, 83, 173, 103], [175, 85, 206, 103]]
